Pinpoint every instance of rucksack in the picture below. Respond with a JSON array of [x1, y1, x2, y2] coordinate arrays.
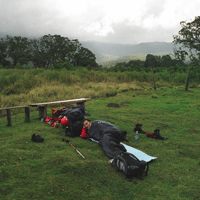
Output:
[[112, 152, 149, 180], [65, 119, 85, 137], [67, 108, 85, 122], [52, 105, 85, 119]]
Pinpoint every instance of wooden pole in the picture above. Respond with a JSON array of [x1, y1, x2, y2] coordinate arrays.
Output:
[[185, 67, 191, 91], [38, 106, 47, 119], [6, 109, 12, 126], [151, 67, 156, 90], [25, 107, 30, 122]]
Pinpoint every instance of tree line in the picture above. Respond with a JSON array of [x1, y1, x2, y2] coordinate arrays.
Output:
[[1, 16, 199, 90], [0, 34, 99, 69], [107, 53, 186, 73], [106, 16, 200, 91]]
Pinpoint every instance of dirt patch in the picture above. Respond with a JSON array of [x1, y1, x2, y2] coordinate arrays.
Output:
[[106, 102, 131, 108], [106, 103, 120, 108], [120, 102, 131, 106], [185, 129, 200, 134], [156, 123, 169, 128]]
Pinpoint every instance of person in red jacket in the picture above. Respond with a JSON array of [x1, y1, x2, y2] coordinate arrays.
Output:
[[80, 119, 92, 138]]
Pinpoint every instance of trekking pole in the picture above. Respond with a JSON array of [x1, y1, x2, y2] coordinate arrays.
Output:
[[62, 139, 85, 159]]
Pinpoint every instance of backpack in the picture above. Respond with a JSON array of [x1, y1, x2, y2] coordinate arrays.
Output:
[[67, 108, 85, 122], [112, 152, 149, 180], [65, 119, 85, 137], [52, 105, 85, 119]]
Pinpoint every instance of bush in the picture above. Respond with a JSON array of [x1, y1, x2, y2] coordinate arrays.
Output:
[[52, 62, 75, 70], [173, 73, 187, 84], [15, 63, 25, 69]]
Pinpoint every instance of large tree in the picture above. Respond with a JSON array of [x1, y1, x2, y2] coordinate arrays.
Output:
[[30, 34, 98, 69], [31, 34, 73, 69], [0, 38, 10, 67], [6, 36, 31, 67], [161, 55, 173, 68], [144, 54, 161, 68], [144, 54, 160, 90], [73, 47, 97, 68], [173, 16, 200, 90]]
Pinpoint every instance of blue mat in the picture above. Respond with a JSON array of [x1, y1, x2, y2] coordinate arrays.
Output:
[[122, 143, 157, 162], [88, 138, 157, 162]]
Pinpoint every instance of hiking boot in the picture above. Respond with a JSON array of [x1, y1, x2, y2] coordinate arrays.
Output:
[[134, 124, 146, 134], [32, 134, 44, 142], [152, 129, 167, 140]]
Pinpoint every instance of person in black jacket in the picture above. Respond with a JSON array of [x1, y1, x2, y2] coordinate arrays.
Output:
[[82, 119, 128, 158]]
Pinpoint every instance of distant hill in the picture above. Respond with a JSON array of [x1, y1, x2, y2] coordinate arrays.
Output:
[[81, 41, 176, 66], [81, 41, 175, 56]]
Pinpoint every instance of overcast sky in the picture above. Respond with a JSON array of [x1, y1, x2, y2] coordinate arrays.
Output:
[[0, 0, 199, 44]]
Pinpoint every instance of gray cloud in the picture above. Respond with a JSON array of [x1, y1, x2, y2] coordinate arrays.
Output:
[[0, 0, 199, 44], [83, 22, 179, 44]]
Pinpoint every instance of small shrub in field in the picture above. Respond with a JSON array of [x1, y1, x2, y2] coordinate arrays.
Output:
[[173, 73, 187, 84], [151, 94, 158, 98], [105, 90, 117, 97], [44, 70, 60, 81]]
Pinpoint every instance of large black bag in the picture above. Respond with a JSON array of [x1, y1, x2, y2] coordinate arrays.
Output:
[[52, 105, 85, 119], [67, 108, 85, 122], [65, 119, 85, 137], [64, 105, 86, 137], [112, 152, 149, 180]]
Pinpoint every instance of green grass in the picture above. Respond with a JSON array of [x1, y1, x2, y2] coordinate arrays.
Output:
[[1, 85, 200, 199]]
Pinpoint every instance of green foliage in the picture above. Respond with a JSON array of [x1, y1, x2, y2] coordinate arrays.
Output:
[[6, 35, 31, 67], [74, 47, 98, 68], [0, 38, 8, 67], [52, 62, 75, 70], [1, 34, 99, 69], [0, 69, 40, 95], [1, 67, 200, 98], [173, 16, 200, 65], [144, 54, 161, 68], [15, 63, 25, 69], [173, 16, 200, 90]]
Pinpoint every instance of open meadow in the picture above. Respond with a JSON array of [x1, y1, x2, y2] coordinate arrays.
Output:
[[0, 69, 200, 199]]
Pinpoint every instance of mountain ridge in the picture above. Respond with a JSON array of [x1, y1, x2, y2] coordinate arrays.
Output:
[[81, 41, 176, 56], [81, 41, 176, 65]]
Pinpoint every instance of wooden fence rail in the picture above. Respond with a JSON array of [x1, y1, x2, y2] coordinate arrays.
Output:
[[0, 98, 91, 126]]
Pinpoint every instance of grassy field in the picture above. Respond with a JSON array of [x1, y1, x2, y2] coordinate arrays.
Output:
[[0, 80, 200, 199]]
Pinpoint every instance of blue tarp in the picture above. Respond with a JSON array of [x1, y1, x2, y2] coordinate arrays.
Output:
[[88, 138, 157, 162], [122, 143, 157, 162]]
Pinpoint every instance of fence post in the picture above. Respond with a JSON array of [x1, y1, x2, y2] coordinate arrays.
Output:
[[6, 109, 12, 126], [25, 107, 30, 122], [38, 106, 47, 119]]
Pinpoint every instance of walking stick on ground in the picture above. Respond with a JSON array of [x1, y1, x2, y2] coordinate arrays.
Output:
[[62, 139, 85, 159]]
